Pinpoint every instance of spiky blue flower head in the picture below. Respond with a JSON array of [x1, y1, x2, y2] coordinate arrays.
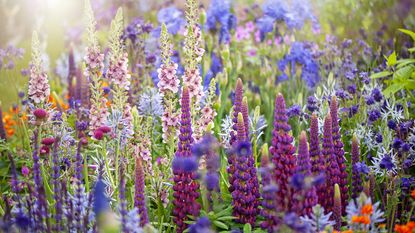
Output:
[[138, 88, 164, 118], [379, 156, 394, 171]]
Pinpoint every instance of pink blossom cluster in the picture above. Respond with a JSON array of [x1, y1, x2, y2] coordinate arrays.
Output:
[[89, 98, 109, 135], [183, 68, 203, 103], [235, 21, 255, 42], [194, 106, 216, 141], [122, 104, 133, 138], [161, 109, 179, 142], [83, 47, 104, 77], [183, 25, 204, 63], [135, 143, 153, 176], [28, 66, 50, 104], [107, 53, 131, 90], [157, 63, 180, 94]]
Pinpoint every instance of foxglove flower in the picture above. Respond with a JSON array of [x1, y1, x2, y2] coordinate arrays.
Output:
[[134, 157, 149, 227], [351, 135, 363, 199], [157, 63, 180, 94], [231, 113, 260, 225], [107, 52, 131, 90], [89, 98, 109, 135], [28, 32, 50, 105], [322, 114, 340, 213], [330, 96, 348, 212], [269, 93, 296, 212], [172, 87, 200, 233]]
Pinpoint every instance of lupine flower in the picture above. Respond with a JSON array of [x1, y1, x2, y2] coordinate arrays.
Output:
[[351, 135, 363, 199], [172, 86, 200, 233], [322, 114, 340, 213], [28, 32, 50, 105], [134, 157, 149, 227], [295, 131, 318, 216], [330, 96, 348, 212], [269, 93, 296, 212], [231, 113, 260, 225]]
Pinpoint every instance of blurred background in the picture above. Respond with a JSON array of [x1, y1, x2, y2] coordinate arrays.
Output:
[[0, 0, 414, 109]]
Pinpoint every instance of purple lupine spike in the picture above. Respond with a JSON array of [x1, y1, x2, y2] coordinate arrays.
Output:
[[119, 166, 128, 233], [74, 141, 84, 232], [230, 78, 244, 146], [241, 97, 250, 139], [61, 178, 73, 232], [172, 86, 200, 233], [228, 78, 244, 194], [333, 184, 342, 230], [8, 154, 23, 212], [260, 152, 279, 232], [351, 135, 363, 199], [231, 113, 260, 225], [295, 131, 317, 216], [330, 96, 348, 211], [0, 104, 7, 141], [269, 93, 296, 212], [310, 113, 326, 206], [322, 114, 340, 213], [31, 129, 47, 232], [51, 137, 63, 232], [135, 157, 149, 226]]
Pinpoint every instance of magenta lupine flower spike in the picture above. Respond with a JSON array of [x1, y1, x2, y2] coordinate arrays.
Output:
[[322, 114, 340, 213], [330, 96, 348, 211], [231, 113, 260, 225], [351, 135, 363, 199], [134, 157, 149, 227], [296, 131, 317, 216], [0, 105, 6, 141], [260, 152, 279, 232], [310, 113, 326, 206], [230, 78, 244, 146], [333, 184, 342, 230], [228, 78, 244, 194], [241, 97, 250, 139], [172, 86, 200, 233], [269, 93, 296, 212]]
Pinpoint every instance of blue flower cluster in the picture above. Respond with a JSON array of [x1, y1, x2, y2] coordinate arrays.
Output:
[[205, 0, 237, 44]]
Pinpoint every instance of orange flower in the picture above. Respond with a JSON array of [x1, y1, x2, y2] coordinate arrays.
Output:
[[351, 215, 370, 225], [361, 204, 373, 215], [411, 189, 415, 199], [395, 222, 415, 233], [333, 230, 353, 233]]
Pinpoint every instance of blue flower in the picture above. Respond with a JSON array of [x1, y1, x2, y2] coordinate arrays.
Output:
[[379, 156, 394, 171], [205, 173, 219, 191], [234, 141, 252, 157], [93, 179, 110, 217], [205, 0, 236, 44], [387, 120, 396, 130], [152, 7, 185, 37], [287, 104, 302, 118], [256, 16, 275, 40], [262, 0, 288, 20], [290, 173, 305, 190], [189, 217, 212, 233], [355, 162, 369, 175], [368, 109, 381, 122], [172, 156, 198, 173]]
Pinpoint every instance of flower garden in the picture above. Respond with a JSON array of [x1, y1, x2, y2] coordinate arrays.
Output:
[[0, 0, 414, 232]]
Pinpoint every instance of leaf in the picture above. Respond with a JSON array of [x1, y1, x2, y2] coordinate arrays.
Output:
[[243, 223, 252, 233], [396, 59, 415, 69], [387, 51, 397, 66], [370, 71, 392, 79], [399, 29, 415, 41], [383, 83, 402, 98], [213, 220, 229, 230], [215, 206, 233, 217], [394, 65, 414, 80], [216, 216, 236, 221]]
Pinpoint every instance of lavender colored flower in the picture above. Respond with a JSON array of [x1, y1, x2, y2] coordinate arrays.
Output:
[[351, 135, 363, 199], [153, 7, 185, 36], [368, 109, 381, 122], [379, 155, 394, 170], [371, 88, 383, 102], [188, 217, 213, 233], [134, 157, 149, 226], [93, 179, 109, 217], [387, 120, 396, 130], [310, 113, 325, 205], [284, 212, 310, 233], [307, 96, 318, 112], [287, 104, 302, 118]]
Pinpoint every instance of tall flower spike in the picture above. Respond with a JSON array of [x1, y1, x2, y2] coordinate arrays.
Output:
[[333, 184, 342, 230], [51, 137, 62, 231], [134, 157, 149, 227], [172, 86, 200, 233], [231, 113, 260, 225], [330, 96, 348, 211], [322, 114, 340, 213], [296, 131, 317, 216], [351, 134, 363, 199], [0, 104, 6, 141], [260, 151, 279, 232], [310, 113, 326, 206], [241, 97, 250, 139], [28, 31, 50, 105], [269, 93, 296, 212], [228, 78, 244, 194]]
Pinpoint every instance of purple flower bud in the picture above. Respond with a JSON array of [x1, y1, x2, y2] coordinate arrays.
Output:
[[21, 166, 30, 177], [387, 120, 396, 130], [33, 108, 48, 120], [93, 130, 104, 140], [41, 137, 55, 146]]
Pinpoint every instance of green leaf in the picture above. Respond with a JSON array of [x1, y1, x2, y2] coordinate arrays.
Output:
[[383, 83, 402, 98], [216, 216, 237, 221], [243, 223, 252, 233], [370, 71, 392, 79], [399, 29, 415, 41], [387, 51, 397, 66], [396, 59, 415, 69], [213, 220, 229, 230], [394, 65, 414, 80]]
